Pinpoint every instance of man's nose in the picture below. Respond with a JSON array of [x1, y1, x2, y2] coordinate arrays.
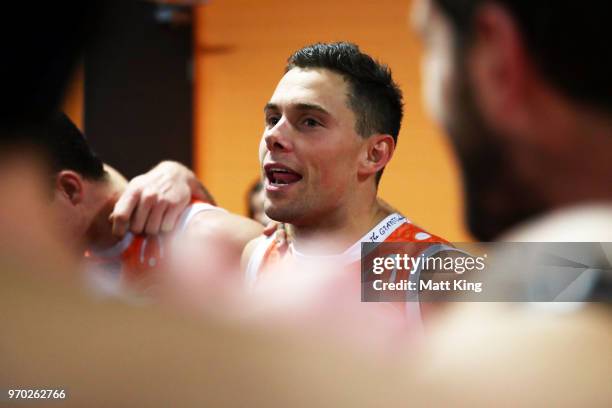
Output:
[[264, 118, 293, 153]]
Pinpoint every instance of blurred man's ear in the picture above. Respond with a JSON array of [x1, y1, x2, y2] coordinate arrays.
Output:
[[55, 171, 84, 205], [468, 3, 533, 136], [358, 134, 395, 180]]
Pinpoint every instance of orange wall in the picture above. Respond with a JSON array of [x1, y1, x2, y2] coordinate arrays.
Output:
[[62, 64, 84, 130], [194, 0, 469, 241]]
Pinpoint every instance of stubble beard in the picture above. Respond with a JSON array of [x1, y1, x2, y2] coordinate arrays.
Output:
[[446, 52, 548, 240]]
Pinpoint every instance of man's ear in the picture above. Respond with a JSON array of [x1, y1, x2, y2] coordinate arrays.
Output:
[[358, 134, 395, 179], [468, 3, 532, 134], [55, 170, 84, 205]]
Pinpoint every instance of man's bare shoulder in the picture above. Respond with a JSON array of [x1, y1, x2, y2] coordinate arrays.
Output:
[[184, 209, 262, 245]]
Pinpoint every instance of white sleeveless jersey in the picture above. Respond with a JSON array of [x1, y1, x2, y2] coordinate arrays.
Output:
[[245, 213, 454, 325]]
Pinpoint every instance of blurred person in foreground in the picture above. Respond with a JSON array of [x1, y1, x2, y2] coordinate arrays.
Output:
[[406, 0, 612, 402], [413, 0, 612, 294]]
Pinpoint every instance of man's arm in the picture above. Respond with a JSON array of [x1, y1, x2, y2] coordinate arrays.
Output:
[[182, 211, 263, 274], [109, 161, 213, 236]]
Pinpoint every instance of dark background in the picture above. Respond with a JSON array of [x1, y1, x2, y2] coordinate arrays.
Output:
[[85, 0, 194, 178]]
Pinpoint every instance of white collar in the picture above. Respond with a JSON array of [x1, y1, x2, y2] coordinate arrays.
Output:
[[290, 212, 408, 264]]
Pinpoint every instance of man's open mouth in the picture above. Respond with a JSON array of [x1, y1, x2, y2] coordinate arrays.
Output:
[[264, 163, 303, 187]]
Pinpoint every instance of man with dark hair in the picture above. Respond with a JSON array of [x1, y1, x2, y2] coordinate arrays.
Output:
[[412, 0, 612, 300], [404, 1, 612, 402], [285, 42, 404, 184], [39, 113, 107, 181], [413, 0, 612, 244], [244, 42, 450, 321], [43, 112, 262, 290]]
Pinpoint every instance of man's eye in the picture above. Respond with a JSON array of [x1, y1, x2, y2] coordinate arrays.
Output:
[[266, 116, 280, 127], [303, 118, 321, 127]]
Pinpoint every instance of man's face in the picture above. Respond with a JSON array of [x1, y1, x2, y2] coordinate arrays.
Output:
[[412, 0, 545, 240], [259, 68, 365, 226]]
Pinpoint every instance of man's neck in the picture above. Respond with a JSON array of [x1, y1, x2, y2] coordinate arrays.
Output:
[[288, 197, 393, 255]]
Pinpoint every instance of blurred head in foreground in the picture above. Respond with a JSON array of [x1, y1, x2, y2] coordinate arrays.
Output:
[[413, 0, 612, 240], [259, 42, 403, 227]]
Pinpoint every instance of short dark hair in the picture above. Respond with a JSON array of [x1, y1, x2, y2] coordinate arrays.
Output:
[[434, 0, 612, 113], [286, 42, 404, 183], [37, 112, 106, 181]]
